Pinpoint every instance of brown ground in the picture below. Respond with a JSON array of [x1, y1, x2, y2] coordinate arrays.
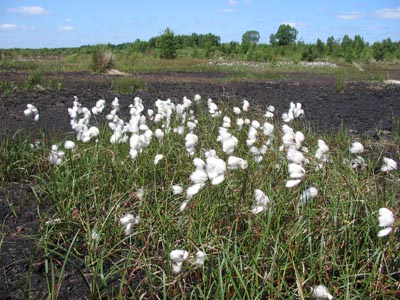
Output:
[[0, 71, 399, 299], [1, 71, 400, 138]]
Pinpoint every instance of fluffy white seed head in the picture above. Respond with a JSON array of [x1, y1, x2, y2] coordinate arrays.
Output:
[[172, 185, 183, 195], [194, 250, 206, 266], [312, 285, 333, 300], [350, 142, 364, 154], [381, 157, 397, 172], [64, 140, 76, 150]]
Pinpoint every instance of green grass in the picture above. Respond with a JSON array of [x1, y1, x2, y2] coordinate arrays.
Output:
[[0, 70, 62, 96], [1, 96, 399, 299], [111, 76, 146, 94]]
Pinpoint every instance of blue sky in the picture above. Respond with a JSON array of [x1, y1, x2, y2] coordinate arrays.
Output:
[[0, 0, 399, 48]]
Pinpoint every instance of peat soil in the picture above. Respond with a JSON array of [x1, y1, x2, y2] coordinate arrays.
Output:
[[0, 71, 400, 299]]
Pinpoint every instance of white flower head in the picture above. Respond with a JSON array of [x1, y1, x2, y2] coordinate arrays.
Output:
[[154, 128, 165, 140], [170, 249, 189, 274], [120, 213, 140, 236], [206, 156, 226, 185], [193, 250, 206, 266], [233, 107, 241, 115], [242, 99, 250, 111], [172, 185, 183, 195], [350, 141, 364, 154], [91, 230, 100, 241], [299, 187, 318, 204], [64, 140, 76, 150], [251, 189, 270, 214], [185, 132, 198, 155], [154, 154, 164, 165], [380, 157, 397, 172], [377, 207, 395, 237], [312, 285, 333, 300], [24, 104, 39, 121], [227, 156, 248, 170]]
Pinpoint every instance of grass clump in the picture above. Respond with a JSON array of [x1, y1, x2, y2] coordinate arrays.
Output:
[[111, 77, 146, 94], [2, 96, 399, 299]]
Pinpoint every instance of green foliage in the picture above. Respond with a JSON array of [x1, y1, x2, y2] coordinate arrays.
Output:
[[335, 68, 347, 93], [4, 97, 400, 299], [301, 45, 318, 62], [0, 81, 16, 96], [157, 27, 177, 59], [111, 77, 146, 94], [270, 24, 298, 46], [91, 44, 114, 73]]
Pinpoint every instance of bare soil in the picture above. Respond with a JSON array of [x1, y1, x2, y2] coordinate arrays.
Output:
[[1, 71, 399, 299]]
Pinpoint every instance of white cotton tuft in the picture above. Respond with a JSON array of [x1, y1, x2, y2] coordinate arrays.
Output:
[[233, 107, 241, 115], [251, 189, 270, 214], [64, 140, 76, 150], [170, 250, 189, 274], [193, 250, 206, 266], [154, 154, 164, 165], [377, 207, 395, 237], [155, 128, 165, 140], [312, 285, 333, 300], [380, 157, 397, 172], [285, 179, 302, 188], [185, 133, 198, 155], [378, 208, 394, 228], [242, 99, 250, 111], [299, 187, 318, 204], [172, 185, 183, 195], [350, 141, 364, 154], [227, 156, 248, 170]]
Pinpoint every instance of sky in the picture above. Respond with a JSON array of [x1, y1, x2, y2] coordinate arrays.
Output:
[[0, 0, 399, 49]]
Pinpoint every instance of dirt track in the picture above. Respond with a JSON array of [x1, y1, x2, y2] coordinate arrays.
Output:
[[0, 71, 400, 299]]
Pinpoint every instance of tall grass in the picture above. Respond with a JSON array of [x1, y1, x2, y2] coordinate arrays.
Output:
[[2, 96, 399, 299]]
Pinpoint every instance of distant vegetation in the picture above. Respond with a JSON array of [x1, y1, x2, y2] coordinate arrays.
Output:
[[0, 25, 399, 65]]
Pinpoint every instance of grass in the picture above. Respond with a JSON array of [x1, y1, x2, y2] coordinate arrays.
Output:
[[111, 77, 146, 94], [1, 95, 399, 299], [0, 69, 62, 96]]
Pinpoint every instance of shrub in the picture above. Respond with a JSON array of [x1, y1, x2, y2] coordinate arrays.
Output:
[[91, 45, 114, 73]]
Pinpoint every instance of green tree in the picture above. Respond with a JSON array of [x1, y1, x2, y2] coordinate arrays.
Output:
[[241, 30, 260, 54], [242, 30, 260, 45], [269, 24, 298, 46], [315, 38, 325, 56], [157, 27, 177, 59]]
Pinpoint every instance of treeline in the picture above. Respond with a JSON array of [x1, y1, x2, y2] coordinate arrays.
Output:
[[1, 25, 399, 63]]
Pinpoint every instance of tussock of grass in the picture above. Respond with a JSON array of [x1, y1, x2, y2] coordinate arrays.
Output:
[[111, 77, 146, 94], [1, 96, 399, 299]]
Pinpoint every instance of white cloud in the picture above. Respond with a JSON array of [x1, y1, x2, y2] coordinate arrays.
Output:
[[375, 7, 400, 19], [282, 22, 306, 29], [0, 23, 17, 30], [219, 8, 235, 13], [227, 0, 238, 5], [337, 11, 363, 20], [65, 18, 72, 23], [7, 6, 50, 15], [58, 26, 74, 31]]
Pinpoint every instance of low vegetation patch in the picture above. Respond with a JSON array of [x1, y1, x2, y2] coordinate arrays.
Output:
[[0, 70, 62, 96], [2, 94, 399, 299], [111, 76, 146, 94]]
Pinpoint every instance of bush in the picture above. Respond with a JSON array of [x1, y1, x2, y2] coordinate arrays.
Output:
[[91, 45, 114, 73], [157, 27, 177, 59]]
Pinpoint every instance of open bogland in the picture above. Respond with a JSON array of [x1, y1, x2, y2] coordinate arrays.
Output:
[[1, 70, 400, 137], [0, 70, 399, 299]]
